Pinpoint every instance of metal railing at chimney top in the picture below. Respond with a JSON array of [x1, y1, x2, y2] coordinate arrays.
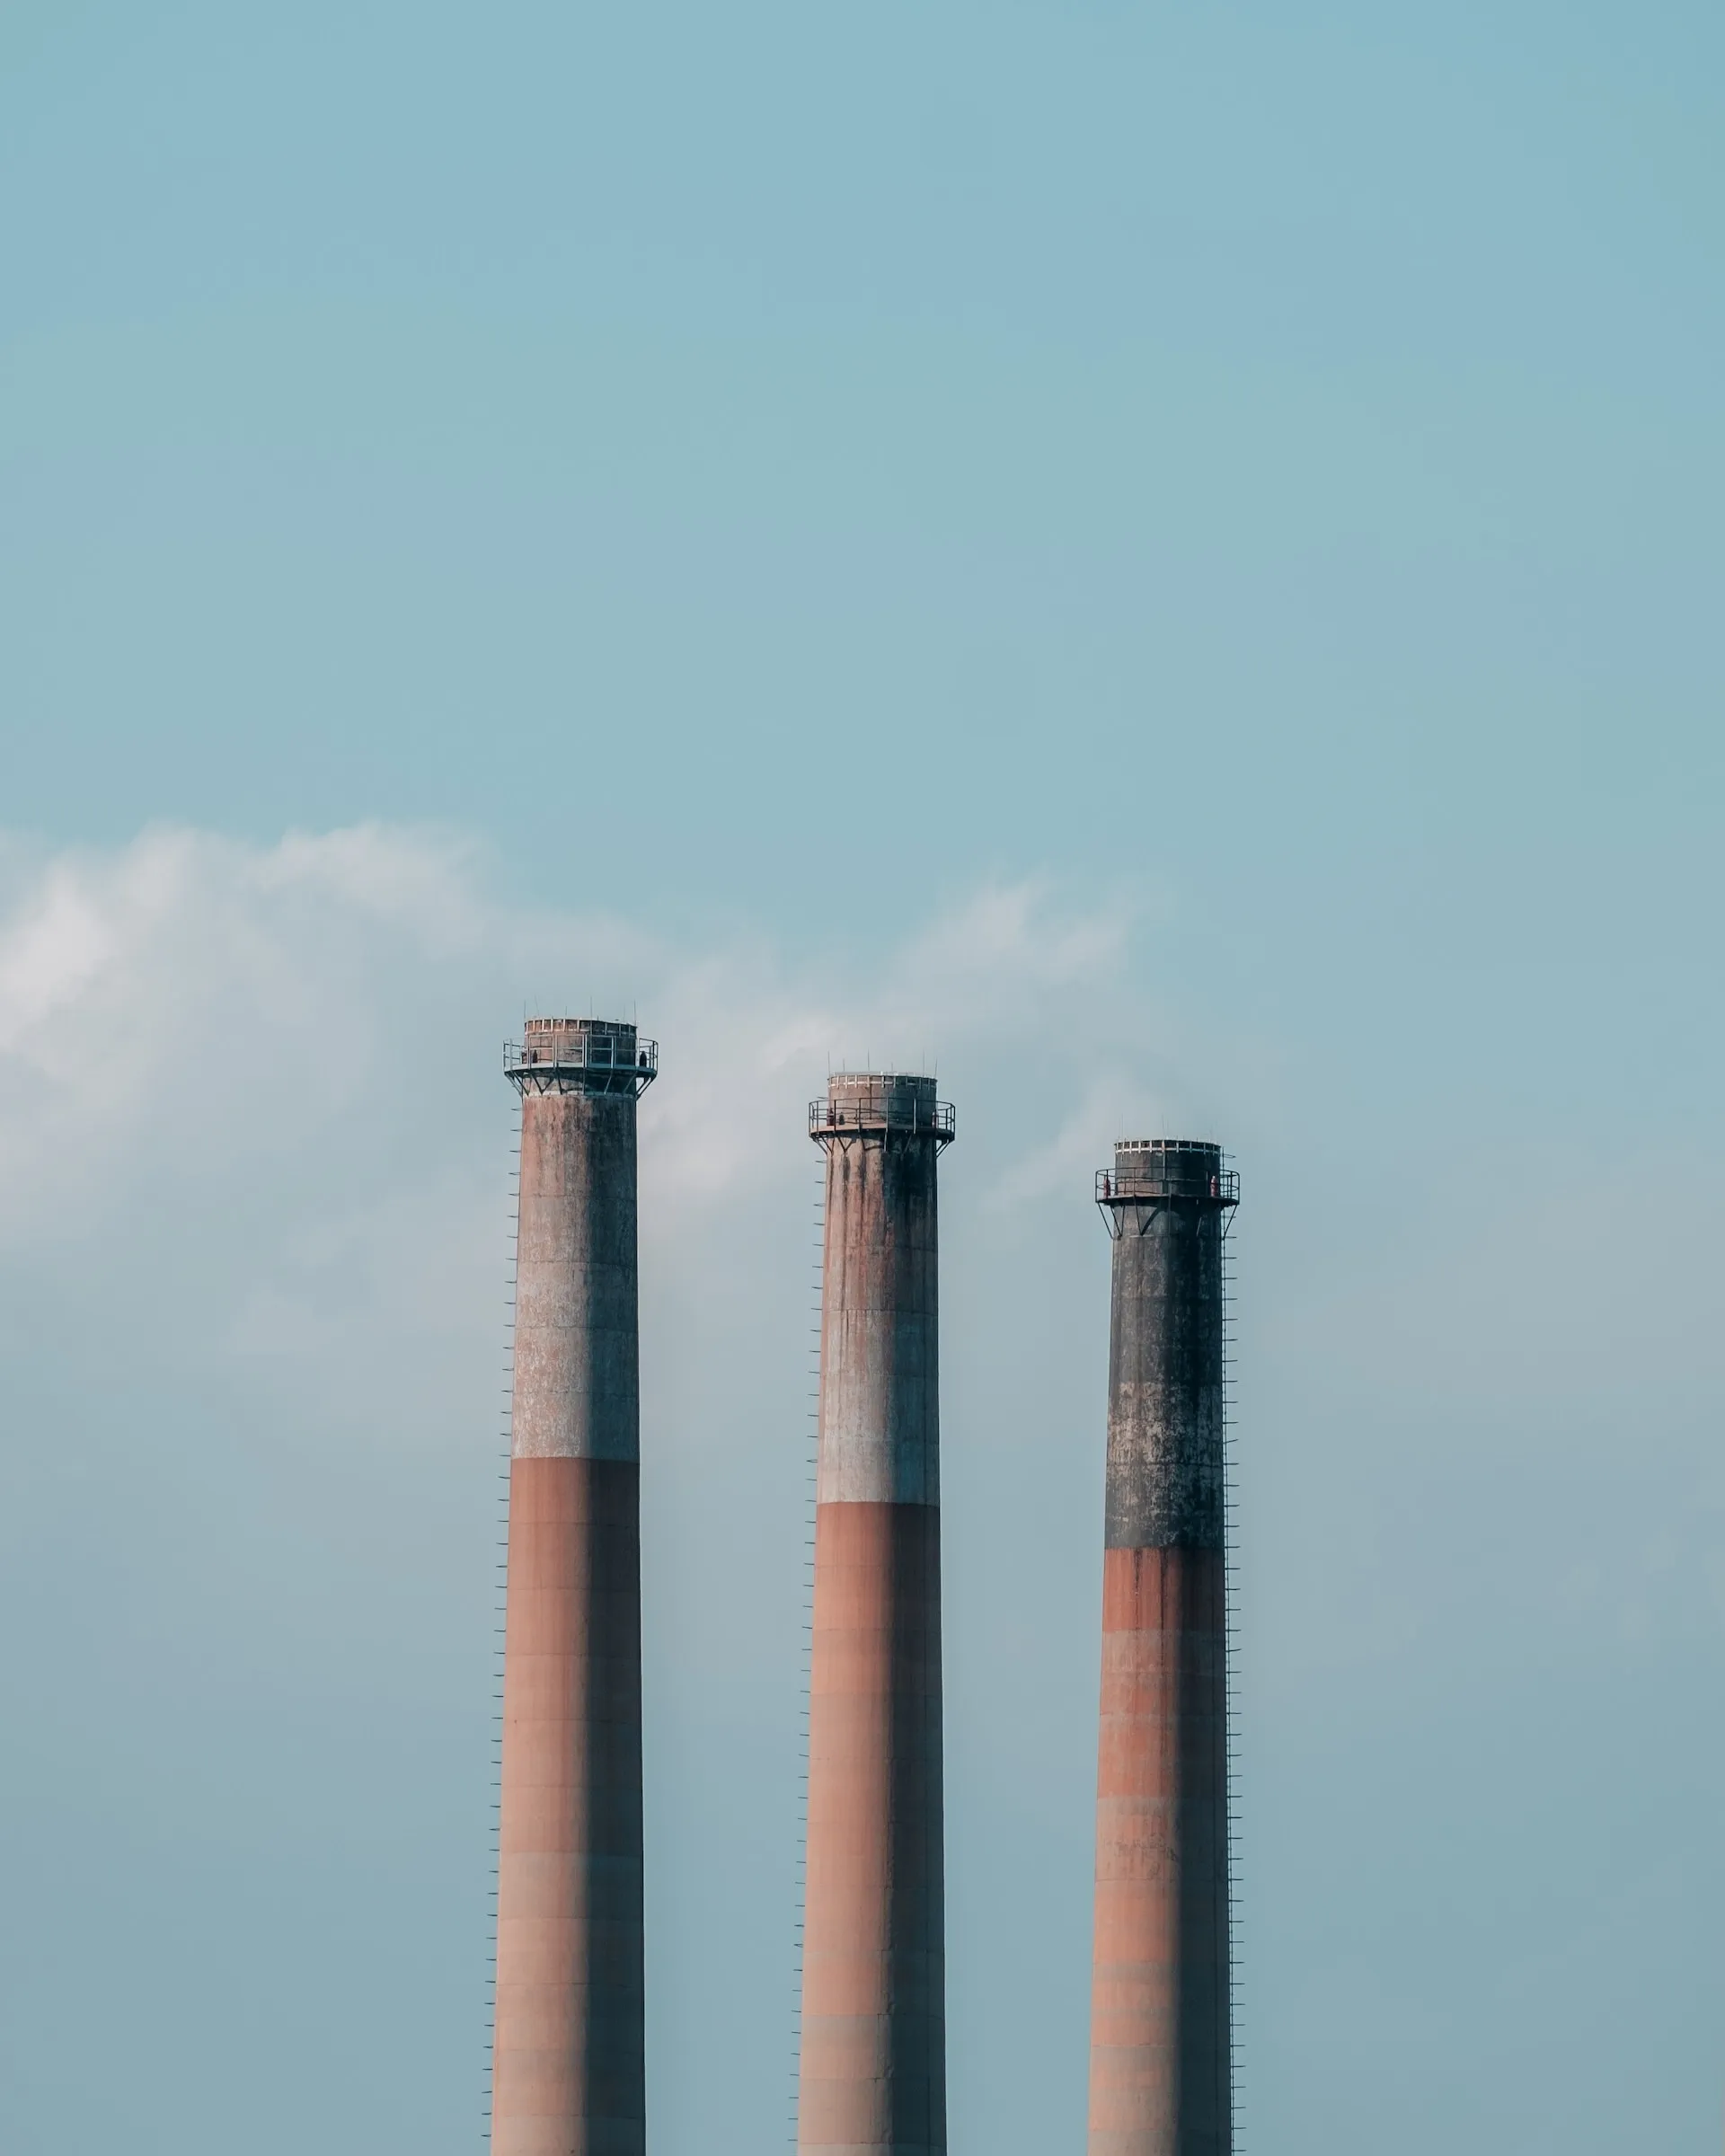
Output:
[[1094, 1163, 1240, 1206], [504, 1036, 658, 1077], [808, 1094, 956, 1143], [503, 1038, 659, 1100]]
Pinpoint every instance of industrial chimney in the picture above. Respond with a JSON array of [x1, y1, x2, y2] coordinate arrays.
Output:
[[1087, 1138, 1238, 2156], [797, 1073, 956, 2156], [491, 1019, 657, 2156]]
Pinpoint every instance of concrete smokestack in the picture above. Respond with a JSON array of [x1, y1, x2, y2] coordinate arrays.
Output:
[[492, 1019, 657, 2156], [1087, 1138, 1238, 2156], [798, 1073, 955, 2156]]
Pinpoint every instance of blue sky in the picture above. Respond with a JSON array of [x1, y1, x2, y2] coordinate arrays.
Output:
[[1, 4, 1721, 2152]]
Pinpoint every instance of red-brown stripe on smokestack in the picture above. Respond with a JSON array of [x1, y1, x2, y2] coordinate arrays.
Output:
[[1088, 1139, 1238, 2156], [492, 1020, 656, 2156], [798, 1073, 954, 2156]]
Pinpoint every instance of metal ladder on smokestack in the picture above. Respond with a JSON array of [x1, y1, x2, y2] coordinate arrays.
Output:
[[788, 1156, 825, 2144], [1221, 1194, 1244, 2153], [480, 1094, 521, 2144]]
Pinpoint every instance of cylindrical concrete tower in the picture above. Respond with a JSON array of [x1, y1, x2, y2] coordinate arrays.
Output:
[[797, 1073, 956, 2156], [492, 1018, 657, 2156], [1087, 1138, 1239, 2156]]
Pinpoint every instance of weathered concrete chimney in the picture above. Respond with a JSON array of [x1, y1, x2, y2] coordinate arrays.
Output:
[[491, 1019, 657, 2156], [797, 1073, 956, 2156], [1088, 1139, 1238, 2156]]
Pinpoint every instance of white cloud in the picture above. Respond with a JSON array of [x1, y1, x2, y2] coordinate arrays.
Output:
[[987, 1072, 1165, 1210], [0, 828, 1147, 1231]]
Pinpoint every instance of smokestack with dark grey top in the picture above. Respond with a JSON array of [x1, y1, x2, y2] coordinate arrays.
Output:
[[1088, 1138, 1238, 2156], [797, 1073, 956, 2156], [491, 1019, 657, 2156]]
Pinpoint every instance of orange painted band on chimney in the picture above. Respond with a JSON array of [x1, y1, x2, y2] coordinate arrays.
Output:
[[799, 1499, 944, 2153], [1087, 1545, 1230, 2156], [493, 1456, 644, 2156]]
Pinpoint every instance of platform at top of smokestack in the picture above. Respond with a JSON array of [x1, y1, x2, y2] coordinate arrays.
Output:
[[1095, 1137, 1239, 1210], [504, 1016, 658, 1097], [809, 1071, 955, 1146]]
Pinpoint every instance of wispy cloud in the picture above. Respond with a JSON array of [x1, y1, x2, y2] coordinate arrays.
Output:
[[0, 819, 1148, 1285]]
